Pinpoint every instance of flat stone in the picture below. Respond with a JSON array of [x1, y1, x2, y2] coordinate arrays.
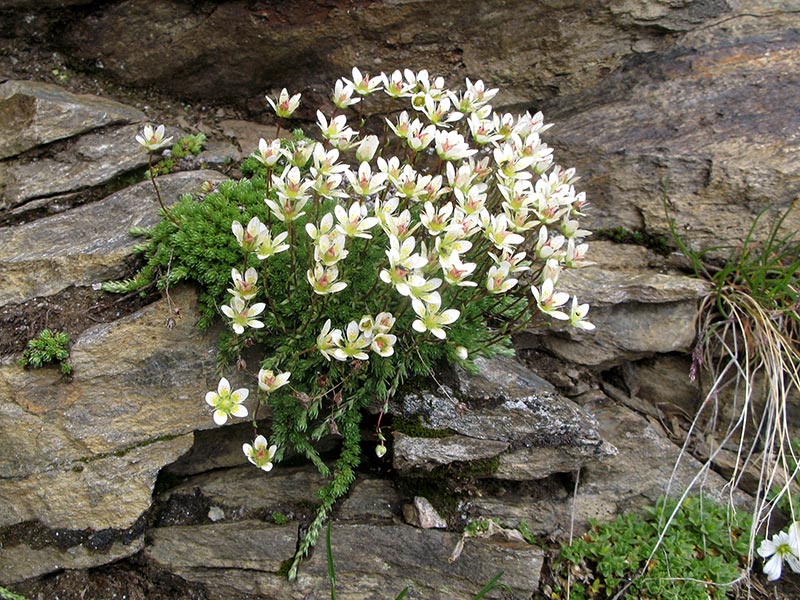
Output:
[[0, 169, 228, 306], [0, 79, 145, 160], [519, 299, 701, 367], [393, 432, 509, 475], [161, 464, 328, 519], [469, 392, 750, 538], [339, 477, 403, 521], [0, 434, 192, 530], [218, 119, 282, 157], [403, 496, 448, 529], [0, 123, 152, 211], [146, 521, 543, 600], [396, 356, 615, 480], [548, 1, 800, 251], [0, 536, 143, 585], [516, 239, 710, 367]]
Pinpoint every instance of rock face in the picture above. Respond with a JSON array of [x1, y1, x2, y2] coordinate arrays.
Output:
[[0, 79, 145, 160], [147, 464, 543, 599], [393, 356, 617, 479], [0, 170, 226, 306], [30, 0, 728, 107], [2, 0, 792, 595], [518, 241, 710, 367], [546, 0, 800, 249]]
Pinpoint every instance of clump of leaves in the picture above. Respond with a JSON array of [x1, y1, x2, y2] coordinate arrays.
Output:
[[554, 496, 751, 599], [109, 69, 596, 580], [19, 329, 72, 375], [145, 133, 207, 177]]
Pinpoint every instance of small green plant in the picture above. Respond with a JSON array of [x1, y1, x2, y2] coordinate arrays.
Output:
[[554, 496, 751, 599], [0, 586, 28, 600], [271, 511, 289, 525], [668, 203, 800, 579], [145, 133, 207, 178], [117, 68, 596, 579], [19, 329, 72, 375]]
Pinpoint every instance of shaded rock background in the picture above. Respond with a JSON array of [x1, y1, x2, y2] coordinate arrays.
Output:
[[0, 0, 798, 598]]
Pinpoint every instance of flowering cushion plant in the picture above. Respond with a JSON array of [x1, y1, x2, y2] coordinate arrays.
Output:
[[125, 68, 594, 578]]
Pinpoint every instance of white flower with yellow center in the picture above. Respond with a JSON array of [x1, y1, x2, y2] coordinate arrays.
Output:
[[205, 377, 249, 425]]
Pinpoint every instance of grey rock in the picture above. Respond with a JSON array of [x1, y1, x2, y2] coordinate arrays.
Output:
[[396, 356, 615, 480], [0, 79, 145, 160], [40, 0, 726, 108], [403, 496, 448, 529], [548, 0, 800, 250], [470, 392, 750, 538], [0, 536, 144, 585], [339, 477, 403, 521], [146, 521, 542, 600], [518, 241, 709, 367], [0, 434, 193, 531], [393, 432, 509, 475], [218, 120, 282, 157], [0, 123, 152, 211], [0, 170, 227, 306], [519, 299, 701, 367], [161, 464, 328, 519], [0, 285, 232, 537]]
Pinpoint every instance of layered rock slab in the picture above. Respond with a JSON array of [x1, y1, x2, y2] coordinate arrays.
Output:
[[546, 0, 800, 250], [518, 241, 710, 367], [0, 79, 145, 160], [0, 169, 227, 306], [393, 355, 616, 480]]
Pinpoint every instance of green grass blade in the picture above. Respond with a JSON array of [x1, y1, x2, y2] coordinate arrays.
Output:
[[472, 571, 504, 599], [326, 521, 336, 600], [393, 588, 410, 600]]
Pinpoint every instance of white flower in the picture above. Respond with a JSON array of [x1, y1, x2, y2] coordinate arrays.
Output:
[[220, 296, 266, 334], [355, 134, 380, 163], [530, 279, 570, 320], [344, 67, 383, 96], [136, 124, 173, 151], [243, 435, 278, 472], [266, 88, 301, 118], [232, 217, 266, 252], [758, 528, 800, 581], [228, 267, 258, 300], [568, 296, 595, 331], [252, 138, 284, 167], [307, 263, 347, 295], [333, 321, 371, 361], [435, 130, 476, 161], [370, 332, 397, 357], [317, 319, 343, 361], [411, 292, 460, 340], [332, 78, 360, 109], [255, 231, 290, 260], [205, 377, 249, 425], [334, 202, 379, 239], [258, 369, 291, 393]]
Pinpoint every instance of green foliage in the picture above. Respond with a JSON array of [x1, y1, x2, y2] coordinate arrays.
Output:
[[145, 133, 207, 177], [0, 587, 27, 600], [109, 71, 596, 581], [671, 205, 800, 321], [19, 329, 72, 375], [553, 496, 751, 600], [596, 226, 671, 255], [271, 511, 289, 525]]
